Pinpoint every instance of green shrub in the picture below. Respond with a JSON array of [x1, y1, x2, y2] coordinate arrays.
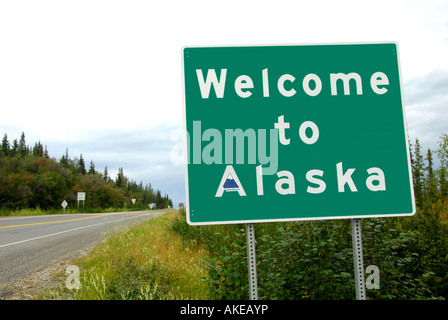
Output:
[[172, 206, 448, 300]]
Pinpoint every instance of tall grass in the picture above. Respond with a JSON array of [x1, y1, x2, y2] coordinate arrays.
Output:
[[71, 210, 208, 300]]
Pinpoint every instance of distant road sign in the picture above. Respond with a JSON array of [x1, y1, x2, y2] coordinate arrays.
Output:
[[182, 42, 415, 225], [132, 199, 136, 205], [77, 192, 85, 201], [61, 200, 68, 209]]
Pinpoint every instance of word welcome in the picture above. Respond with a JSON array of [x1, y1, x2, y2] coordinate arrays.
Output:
[[196, 69, 389, 99]]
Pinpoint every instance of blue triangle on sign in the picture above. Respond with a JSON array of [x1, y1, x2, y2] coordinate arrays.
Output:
[[223, 174, 239, 189]]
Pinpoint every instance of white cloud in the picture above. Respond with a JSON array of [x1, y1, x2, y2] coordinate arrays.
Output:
[[404, 69, 448, 152], [1, 0, 448, 205]]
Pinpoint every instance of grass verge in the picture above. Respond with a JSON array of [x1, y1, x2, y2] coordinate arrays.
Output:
[[56, 210, 208, 300]]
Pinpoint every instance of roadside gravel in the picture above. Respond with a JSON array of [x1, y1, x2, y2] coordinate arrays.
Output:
[[1, 244, 98, 300]]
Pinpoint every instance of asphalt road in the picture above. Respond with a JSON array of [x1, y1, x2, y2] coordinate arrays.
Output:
[[0, 209, 168, 296]]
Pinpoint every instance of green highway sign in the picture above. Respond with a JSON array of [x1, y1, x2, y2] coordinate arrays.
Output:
[[182, 42, 415, 225]]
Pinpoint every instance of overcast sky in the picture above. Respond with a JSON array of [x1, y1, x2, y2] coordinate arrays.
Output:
[[0, 0, 447, 207]]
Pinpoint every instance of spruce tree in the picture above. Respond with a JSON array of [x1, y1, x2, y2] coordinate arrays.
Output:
[[155, 189, 162, 208], [412, 138, 424, 207], [78, 154, 86, 174], [437, 134, 448, 198], [33, 141, 44, 157], [116, 167, 124, 188], [89, 161, 95, 174], [440, 167, 447, 199], [60, 149, 69, 167], [437, 133, 448, 164], [103, 166, 109, 182], [18, 132, 27, 157], [1, 133, 10, 157], [11, 139, 18, 157], [425, 148, 437, 199]]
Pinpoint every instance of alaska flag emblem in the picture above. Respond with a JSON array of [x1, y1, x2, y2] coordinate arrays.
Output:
[[223, 174, 240, 191], [215, 165, 246, 197]]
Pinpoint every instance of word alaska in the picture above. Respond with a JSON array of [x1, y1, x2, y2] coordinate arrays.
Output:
[[216, 163, 386, 197]]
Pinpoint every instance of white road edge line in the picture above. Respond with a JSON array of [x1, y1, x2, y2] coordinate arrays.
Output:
[[0, 212, 157, 249]]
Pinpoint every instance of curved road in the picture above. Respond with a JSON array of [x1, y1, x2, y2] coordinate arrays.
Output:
[[0, 209, 168, 297]]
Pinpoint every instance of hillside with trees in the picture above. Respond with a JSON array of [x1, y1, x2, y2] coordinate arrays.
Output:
[[0, 132, 172, 212]]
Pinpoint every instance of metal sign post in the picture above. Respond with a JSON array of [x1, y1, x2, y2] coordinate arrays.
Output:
[[351, 218, 366, 300], [246, 223, 258, 300]]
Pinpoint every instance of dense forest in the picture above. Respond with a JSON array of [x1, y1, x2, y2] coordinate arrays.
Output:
[[0, 132, 173, 212]]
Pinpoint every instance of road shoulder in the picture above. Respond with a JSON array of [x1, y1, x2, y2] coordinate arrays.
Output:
[[1, 244, 99, 300]]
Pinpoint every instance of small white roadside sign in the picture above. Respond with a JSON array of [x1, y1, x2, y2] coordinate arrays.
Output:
[[61, 200, 68, 213]]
